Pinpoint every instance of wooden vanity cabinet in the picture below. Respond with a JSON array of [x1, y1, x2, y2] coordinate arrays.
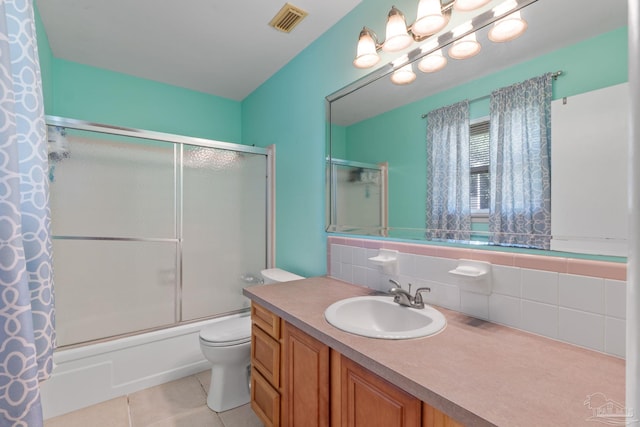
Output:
[[250, 303, 464, 427], [250, 303, 282, 427], [331, 352, 421, 427]]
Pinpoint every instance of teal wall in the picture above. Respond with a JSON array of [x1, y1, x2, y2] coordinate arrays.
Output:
[[345, 27, 628, 233], [35, 9, 241, 143], [242, 0, 400, 277], [49, 59, 242, 142]]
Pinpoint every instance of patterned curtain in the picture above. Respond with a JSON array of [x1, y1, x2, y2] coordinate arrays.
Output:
[[489, 73, 552, 249], [426, 100, 470, 241], [0, 1, 56, 426]]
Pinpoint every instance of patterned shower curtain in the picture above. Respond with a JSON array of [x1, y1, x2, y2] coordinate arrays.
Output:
[[425, 100, 471, 241], [489, 73, 552, 249], [0, 0, 56, 426]]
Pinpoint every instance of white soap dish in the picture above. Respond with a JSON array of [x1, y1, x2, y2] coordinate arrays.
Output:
[[368, 249, 399, 275]]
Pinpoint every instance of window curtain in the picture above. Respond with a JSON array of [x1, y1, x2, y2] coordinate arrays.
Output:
[[0, 1, 56, 426], [426, 100, 470, 241], [489, 73, 552, 249]]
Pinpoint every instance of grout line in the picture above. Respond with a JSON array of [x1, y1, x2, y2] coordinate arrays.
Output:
[[126, 395, 133, 427]]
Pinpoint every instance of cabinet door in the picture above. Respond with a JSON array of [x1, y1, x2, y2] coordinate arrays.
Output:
[[282, 322, 330, 427], [336, 354, 421, 427], [423, 403, 464, 427]]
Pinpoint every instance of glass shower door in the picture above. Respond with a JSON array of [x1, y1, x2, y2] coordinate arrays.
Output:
[[181, 145, 268, 321], [50, 131, 178, 345]]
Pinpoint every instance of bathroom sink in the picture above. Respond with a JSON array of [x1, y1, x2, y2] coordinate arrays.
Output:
[[324, 296, 446, 339]]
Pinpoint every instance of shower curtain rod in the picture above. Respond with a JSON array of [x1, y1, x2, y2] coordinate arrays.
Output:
[[420, 70, 563, 119]]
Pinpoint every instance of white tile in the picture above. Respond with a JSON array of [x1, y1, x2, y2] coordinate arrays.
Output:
[[398, 253, 417, 277], [352, 247, 369, 267], [605, 280, 626, 319], [558, 274, 604, 314], [605, 316, 626, 358], [338, 263, 353, 283], [330, 244, 340, 264], [429, 258, 460, 285], [329, 261, 340, 279], [491, 265, 521, 297], [352, 266, 368, 286], [521, 300, 558, 339], [558, 308, 604, 352], [366, 268, 384, 291], [489, 294, 521, 328], [521, 269, 558, 305], [414, 255, 438, 279], [460, 292, 489, 320], [339, 245, 353, 265], [437, 283, 461, 310]]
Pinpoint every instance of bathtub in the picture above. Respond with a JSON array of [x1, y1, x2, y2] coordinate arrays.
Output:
[[40, 313, 247, 419]]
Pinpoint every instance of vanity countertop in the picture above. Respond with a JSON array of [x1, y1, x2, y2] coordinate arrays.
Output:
[[243, 276, 625, 427]]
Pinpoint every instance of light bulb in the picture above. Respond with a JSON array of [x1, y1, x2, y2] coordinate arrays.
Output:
[[448, 32, 481, 59], [488, 11, 528, 42], [390, 64, 416, 85], [383, 7, 413, 52], [418, 49, 447, 72], [413, 0, 447, 37], [353, 27, 380, 68]]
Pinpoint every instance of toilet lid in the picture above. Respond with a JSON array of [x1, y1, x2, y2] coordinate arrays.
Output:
[[200, 315, 251, 344]]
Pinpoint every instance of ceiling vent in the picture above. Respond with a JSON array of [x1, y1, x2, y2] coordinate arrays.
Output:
[[269, 3, 308, 33]]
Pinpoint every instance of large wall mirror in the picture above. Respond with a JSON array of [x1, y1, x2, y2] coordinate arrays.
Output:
[[326, 0, 628, 257]]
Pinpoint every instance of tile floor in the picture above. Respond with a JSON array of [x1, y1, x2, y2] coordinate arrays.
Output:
[[44, 370, 263, 427]]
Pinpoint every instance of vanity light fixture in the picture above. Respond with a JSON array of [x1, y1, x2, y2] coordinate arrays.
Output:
[[418, 48, 447, 72], [353, 0, 530, 85], [448, 32, 481, 59], [383, 6, 413, 52], [413, 0, 448, 37], [353, 1, 457, 68], [488, 10, 527, 42], [353, 27, 381, 68], [454, 0, 491, 12]]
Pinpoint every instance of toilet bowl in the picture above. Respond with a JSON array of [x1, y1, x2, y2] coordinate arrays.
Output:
[[199, 268, 303, 412]]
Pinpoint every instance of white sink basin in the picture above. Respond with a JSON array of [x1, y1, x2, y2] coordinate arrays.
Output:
[[324, 296, 446, 339]]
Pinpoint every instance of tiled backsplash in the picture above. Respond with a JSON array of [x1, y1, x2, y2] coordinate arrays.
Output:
[[327, 237, 626, 358]]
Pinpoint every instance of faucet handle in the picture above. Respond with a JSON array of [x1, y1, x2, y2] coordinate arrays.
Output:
[[413, 287, 432, 307]]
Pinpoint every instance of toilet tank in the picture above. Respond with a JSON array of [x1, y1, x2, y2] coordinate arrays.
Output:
[[261, 268, 304, 284]]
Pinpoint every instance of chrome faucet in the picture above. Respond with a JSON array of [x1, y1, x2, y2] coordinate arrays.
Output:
[[388, 279, 431, 309]]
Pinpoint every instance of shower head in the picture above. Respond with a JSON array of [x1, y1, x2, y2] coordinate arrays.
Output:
[[47, 126, 70, 162]]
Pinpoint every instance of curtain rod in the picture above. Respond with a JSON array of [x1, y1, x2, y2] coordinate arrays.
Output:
[[420, 70, 563, 119]]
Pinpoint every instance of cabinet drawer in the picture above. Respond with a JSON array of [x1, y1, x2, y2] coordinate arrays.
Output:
[[251, 367, 281, 427], [252, 324, 281, 388], [252, 303, 280, 339]]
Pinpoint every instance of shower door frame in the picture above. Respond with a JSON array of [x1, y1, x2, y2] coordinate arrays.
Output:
[[46, 115, 275, 341]]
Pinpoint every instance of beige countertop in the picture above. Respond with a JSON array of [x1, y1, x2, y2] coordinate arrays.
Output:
[[243, 277, 625, 427]]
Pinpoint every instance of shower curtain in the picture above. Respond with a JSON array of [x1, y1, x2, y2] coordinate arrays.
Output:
[[0, 1, 56, 426]]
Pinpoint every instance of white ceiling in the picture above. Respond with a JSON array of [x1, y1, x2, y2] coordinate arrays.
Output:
[[36, 0, 362, 101]]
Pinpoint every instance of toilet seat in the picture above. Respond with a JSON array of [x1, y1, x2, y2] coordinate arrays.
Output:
[[199, 315, 251, 347]]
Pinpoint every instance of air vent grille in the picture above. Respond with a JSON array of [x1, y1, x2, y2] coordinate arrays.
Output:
[[269, 3, 308, 33]]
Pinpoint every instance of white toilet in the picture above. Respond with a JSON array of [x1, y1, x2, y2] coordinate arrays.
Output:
[[199, 268, 303, 412]]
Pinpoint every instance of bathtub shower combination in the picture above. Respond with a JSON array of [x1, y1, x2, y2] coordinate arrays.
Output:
[[40, 116, 274, 418]]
